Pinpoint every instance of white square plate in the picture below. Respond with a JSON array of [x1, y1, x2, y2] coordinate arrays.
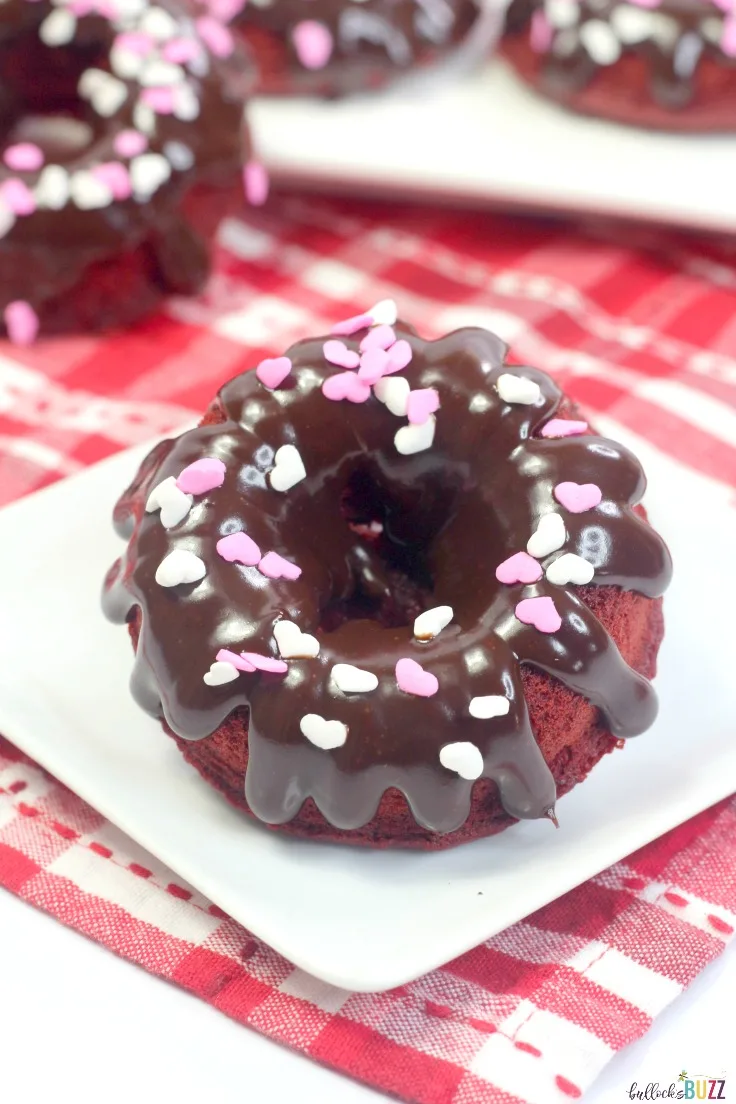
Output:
[[254, 61, 736, 233], [0, 427, 734, 992]]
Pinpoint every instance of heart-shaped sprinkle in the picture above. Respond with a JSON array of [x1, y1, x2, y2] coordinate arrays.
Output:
[[356, 347, 389, 383], [145, 476, 192, 529], [216, 531, 261, 566], [396, 657, 438, 697], [369, 299, 398, 326], [176, 457, 226, 495], [515, 596, 562, 633], [195, 14, 234, 57], [269, 445, 306, 493], [4, 143, 44, 172], [413, 605, 453, 641], [374, 376, 410, 416], [300, 713, 347, 750], [203, 660, 239, 686], [292, 20, 333, 69], [554, 481, 603, 513], [91, 161, 131, 200], [1, 178, 36, 216], [273, 619, 320, 658], [216, 648, 256, 672], [322, 371, 371, 403], [331, 663, 378, 693], [4, 300, 39, 346], [155, 549, 206, 587], [332, 311, 374, 336], [239, 652, 288, 674], [383, 339, 412, 374], [323, 339, 360, 370], [526, 513, 566, 558], [540, 418, 588, 439], [469, 695, 511, 719], [545, 553, 595, 586], [495, 551, 543, 585], [258, 551, 302, 580], [34, 165, 69, 210], [114, 129, 148, 158], [244, 160, 269, 206], [256, 356, 291, 390], [406, 388, 440, 425], [439, 742, 484, 780], [496, 373, 542, 405], [395, 415, 435, 456], [360, 324, 395, 353]]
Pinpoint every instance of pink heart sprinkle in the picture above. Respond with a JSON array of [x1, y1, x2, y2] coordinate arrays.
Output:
[[176, 457, 226, 495], [258, 551, 302, 580], [292, 20, 333, 69], [406, 388, 440, 425], [216, 648, 256, 672], [554, 481, 602, 513], [113, 129, 148, 158], [0, 179, 36, 216], [196, 15, 234, 57], [722, 13, 736, 56], [323, 340, 359, 369], [216, 531, 262, 566], [207, 0, 246, 20], [530, 9, 553, 52], [3, 143, 44, 173], [360, 325, 395, 353], [4, 300, 39, 346], [515, 596, 562, 634], [142, 87, 176, 114], [91, 162, 131, 200], [244, 161, 269, 207], [540, 419, 588, 439], [163, 37, 201, 64], [256, 355, 291, 389], [239, 652, 288, 674], [322, 371, 371, 403], [383, 339, 412, 375], [396, 657, 439, 698], [114, 31, 154, 55], [495, 551, 543, 585], [357, 347, 389, 384], [332, 311, 374, 336]]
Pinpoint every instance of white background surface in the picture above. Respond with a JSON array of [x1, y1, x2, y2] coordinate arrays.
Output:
[[0, 887, 733, 1104]]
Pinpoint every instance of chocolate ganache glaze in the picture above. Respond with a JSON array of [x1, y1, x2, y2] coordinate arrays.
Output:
[[103, 318, 672, 835]]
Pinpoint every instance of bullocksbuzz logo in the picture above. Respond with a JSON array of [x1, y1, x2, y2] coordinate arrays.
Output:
[[626, 1071, 727, 1100]]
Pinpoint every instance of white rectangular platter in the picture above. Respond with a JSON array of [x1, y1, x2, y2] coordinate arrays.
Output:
[[253, 61, 736, 233], [0, 428, 734, 992]]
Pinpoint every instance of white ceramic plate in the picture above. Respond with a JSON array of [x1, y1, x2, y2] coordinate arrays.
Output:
[[0, 429, 734, 992], [253, 60, 736, 233]]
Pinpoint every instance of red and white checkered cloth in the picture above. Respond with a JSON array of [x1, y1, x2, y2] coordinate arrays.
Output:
[[1, 194, 735, 1104]]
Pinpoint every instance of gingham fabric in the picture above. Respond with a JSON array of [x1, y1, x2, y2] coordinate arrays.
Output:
[[1, 194, 735, 1104]]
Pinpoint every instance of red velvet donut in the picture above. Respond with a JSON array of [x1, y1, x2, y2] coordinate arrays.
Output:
[[103, 307, 672, 848], [0, 0, 257, 343]]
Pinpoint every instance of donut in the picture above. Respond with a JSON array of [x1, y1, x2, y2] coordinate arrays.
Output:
[[503, 0, 736, 132], [214, 0, 481, 97], [103, 306, 672, 849], [0, 0, 258, 343]]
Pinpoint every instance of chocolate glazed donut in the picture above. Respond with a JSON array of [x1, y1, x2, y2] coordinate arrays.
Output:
[[103, 313, 672, 846], [0, 0, 256, 342]]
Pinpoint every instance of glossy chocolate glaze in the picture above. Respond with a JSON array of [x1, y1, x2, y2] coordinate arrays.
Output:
[[506, 0, 736, 110], [103, 324, 672, 834], [0, 0, 252, 322]]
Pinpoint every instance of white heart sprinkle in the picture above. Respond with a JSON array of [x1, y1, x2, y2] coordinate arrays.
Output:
[[527, 512, 566, 558], [369, 298, 397, 326], [77, 68, 108, 97], [610, 5, 656, 43], [145, 476, 192, 528], [139, 59, 185, 86], [439, 742, 484, 781], [155, 549, 206, 587], [110, 46, 145, 80], [269, 444, 306, 492], [496, 373, 542, 406], [39, 8, 76, 45], [414, 605, 453, 641], [273, 620, 319, 659], [139, 5, 178, 39], [203, 660, 239, 686], [545, 0, 578, 29], [133, 102, 156, 135], [130, 153, 171, 199], [469, 695, 510, 720], [69, 171, 112, 210], [374, 376, 409, 417], [331, 663, 378, 693], [84, 73, 128, 118], [580, 20, 622, 66], [35, 165, 69, 210], [545, 552, 595, 586], [164, 141, 194, 171], [300, 713, 348, 750], [173, 84, 200, 121], [395, 415, 435, 456]]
